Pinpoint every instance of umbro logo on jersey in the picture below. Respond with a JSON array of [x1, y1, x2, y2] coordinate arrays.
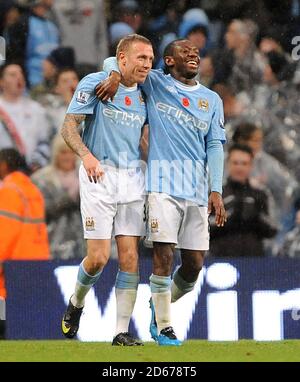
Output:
[[165, 86, 177, 93], [198, 99, 209, 112], [182, 98, 190, 107], [125, 96, 132, 106]]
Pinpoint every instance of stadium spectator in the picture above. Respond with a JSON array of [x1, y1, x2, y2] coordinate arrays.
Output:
[[256, 51, 300, 177], [0, 63, 51, 170], [209, 144, 278, 257], [31, 46, 76, 101], [199, 53, 215, 88], [146, 0, 186, 55], [263, 50, 296, 86], [258, 27, 288, 55], [52, 0, 108, 69], [0, 0, 22, 38], [232, 122, 297, 223], [281, 198, 300, 258], [6, 0, 60, 87], [222, 19, 265, 94], [213, 81, 299, 182], [40, 68, 79, 138], [178, 8, 210, 57], [0, 148, 50, 300], [115, 0, 143, 33], [32, 135, 83, 260], [109, 22, 134, 56], [213, 83, 247, 122]]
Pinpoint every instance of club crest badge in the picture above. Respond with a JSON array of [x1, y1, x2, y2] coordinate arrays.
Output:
[[85, 217, 95, 231], [150, 219, 159, 233], [198, 99, 209, 112]]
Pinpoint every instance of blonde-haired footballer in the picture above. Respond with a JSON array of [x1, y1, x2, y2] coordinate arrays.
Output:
[[61, 34, 154, 346]]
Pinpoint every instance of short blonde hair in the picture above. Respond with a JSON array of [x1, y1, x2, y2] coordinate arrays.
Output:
[[116, 34, 152, 57]]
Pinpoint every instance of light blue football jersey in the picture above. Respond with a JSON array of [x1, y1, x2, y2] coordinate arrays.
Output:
[[141, 70, 226, 206], [67, 72, 147, 168]]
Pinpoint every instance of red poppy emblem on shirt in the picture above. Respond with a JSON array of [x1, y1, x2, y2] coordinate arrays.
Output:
[[82, 8, 93, 17], [182, 98, 190, 107], [125, 96, 132, 106]]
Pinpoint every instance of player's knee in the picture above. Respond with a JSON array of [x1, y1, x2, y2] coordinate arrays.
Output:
[[181, 251, 204, 279], [153, 252, 173, 275], [190, 258, 203, 274], [184, 259, 202, 281], [85, 257, 108, 274], [118, 250, 138, 273]]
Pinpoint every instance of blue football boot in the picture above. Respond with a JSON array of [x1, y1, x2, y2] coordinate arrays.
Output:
[[157, 326, 182, 346]]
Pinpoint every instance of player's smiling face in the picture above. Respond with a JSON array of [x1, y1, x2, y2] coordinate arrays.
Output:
[[121, 42, 154, 85], [166, 40, 200, 79]]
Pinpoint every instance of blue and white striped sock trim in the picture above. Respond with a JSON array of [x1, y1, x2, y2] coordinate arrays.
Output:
[[115, 270, 139, 290], [173, 268, 196, 293], [150, 274, 171, 293], [77, 261, 102, 286]]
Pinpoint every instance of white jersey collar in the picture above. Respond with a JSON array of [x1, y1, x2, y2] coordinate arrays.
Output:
[[119, 83, 138, 92], [171, 76, 201, 91]]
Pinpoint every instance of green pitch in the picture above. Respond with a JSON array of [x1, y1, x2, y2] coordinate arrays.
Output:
[[0, 340, 300, 362]]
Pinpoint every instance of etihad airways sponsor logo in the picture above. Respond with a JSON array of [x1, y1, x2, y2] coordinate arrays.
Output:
[[103, 107, 145, 127], [156, 102, 208, 131]]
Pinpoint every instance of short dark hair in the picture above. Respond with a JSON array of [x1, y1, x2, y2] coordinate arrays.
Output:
[[54, 67, 79, 85], [163, 39, 187, 58], [162, 39, 188, 74], [232, 123, 261, 143], [116, 34, 152, 57], [265, 51, 296, 81], [0, 62, 26, 79], [228, 143, 254, 158], [0, 148, 29, 174]]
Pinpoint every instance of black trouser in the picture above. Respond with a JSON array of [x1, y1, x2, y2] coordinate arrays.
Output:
[[0, 320, 5, 339]]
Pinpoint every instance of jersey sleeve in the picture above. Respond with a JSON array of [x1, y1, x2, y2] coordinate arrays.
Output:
[[103, 56, 119, 74], [206, 94, 226, 144], [139, 69, 165, 96], [67, 72, 107, 115]]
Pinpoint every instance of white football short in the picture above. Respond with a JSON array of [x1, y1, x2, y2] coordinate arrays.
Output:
[[146, 192, 209, 251], [79, 164, 146, 239]]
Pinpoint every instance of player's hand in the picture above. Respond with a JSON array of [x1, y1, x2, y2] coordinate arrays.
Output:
[[82, 152, 104, 183], [208, 191, 227, 227], [96, 71, 121, 102]]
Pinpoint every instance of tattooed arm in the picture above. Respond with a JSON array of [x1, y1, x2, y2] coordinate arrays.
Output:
[[61, 113, 104, 182], [61, 114, 88, 157]]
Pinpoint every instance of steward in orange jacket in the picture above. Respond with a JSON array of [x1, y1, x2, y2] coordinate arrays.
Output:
[[0, 149, 50, 299]]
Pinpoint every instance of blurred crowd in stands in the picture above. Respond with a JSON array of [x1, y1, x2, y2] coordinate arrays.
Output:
[[1, 0, 300, 260]]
